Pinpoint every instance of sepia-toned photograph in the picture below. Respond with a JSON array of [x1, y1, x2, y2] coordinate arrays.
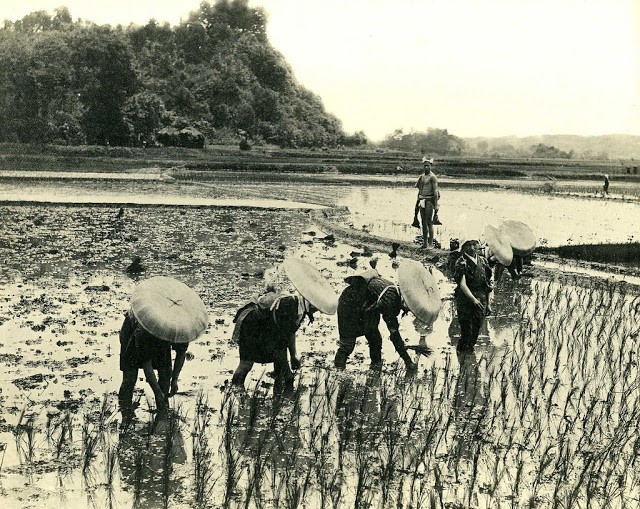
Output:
[[0, 0, 638, 507]]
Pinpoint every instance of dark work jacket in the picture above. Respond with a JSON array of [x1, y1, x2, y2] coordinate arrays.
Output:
[[232, 293, 303, 363], [338, 277, 401, 338], [119, 312, 188, 372], [453, 254, 493, 307]]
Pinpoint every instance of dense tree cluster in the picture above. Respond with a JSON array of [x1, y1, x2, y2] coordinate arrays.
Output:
[[381, 128, 465, 155], [383, 129, 591, 160], [0, 1, 353, 148], [530, 143, 572, 159]]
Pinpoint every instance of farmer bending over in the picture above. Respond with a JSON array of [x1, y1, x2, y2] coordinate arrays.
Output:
[[232, 258, 338, 390], [231, 289, 312, 390], [118, 311, 188, 418], [334, 269, 417, 371]]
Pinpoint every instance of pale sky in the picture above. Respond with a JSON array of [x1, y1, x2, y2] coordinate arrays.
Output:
[[1, 0, 638, 141]]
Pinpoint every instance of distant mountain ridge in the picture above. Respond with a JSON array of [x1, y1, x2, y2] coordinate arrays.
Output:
[[464, 134, 640, 159]]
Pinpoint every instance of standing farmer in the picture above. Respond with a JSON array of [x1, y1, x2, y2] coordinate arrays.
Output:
[[414, 157, 440, 248], [334, 263, 440, 371], [118, 276, 209, 418], [453, 240, 493, 351], [231, 258, 338, 390]]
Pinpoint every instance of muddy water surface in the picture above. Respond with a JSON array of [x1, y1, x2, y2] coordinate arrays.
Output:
[[0, 178, 638, 508], [337, 186, 639, 247]]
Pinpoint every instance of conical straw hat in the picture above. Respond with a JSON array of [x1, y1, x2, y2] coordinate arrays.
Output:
[[282, 257, 338, 315], [130, 276, 209, 343], [483, 225, 514, 266], [499, 220, 537, 256], [397, 259, 441, 325]]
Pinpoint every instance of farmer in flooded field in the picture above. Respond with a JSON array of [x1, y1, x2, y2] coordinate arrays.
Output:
[[334, 268, 418, 371], [118, 312, 189, 418], [413, 157, 440, 248], [119, 276, 208, 419], [453, 240, 493, 351], [231, 258, 338, 390], [489, 220, 536, 282], [493, 254, 524, 281]]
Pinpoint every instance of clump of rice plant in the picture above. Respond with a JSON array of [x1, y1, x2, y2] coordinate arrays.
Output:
[[192, 392, 217, 506]]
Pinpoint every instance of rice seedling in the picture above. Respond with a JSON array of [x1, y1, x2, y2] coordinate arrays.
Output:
[[267, 454, 287, 509], [82, 414, 101, 474], [0, 442, 6, 473], [23, 415, 36, 463], [131, 442, 145, 509], [104, 443, 118, 487], [54, 412, 73, 459], [221, 389, 243, 509], [192, 391, 217, 506]]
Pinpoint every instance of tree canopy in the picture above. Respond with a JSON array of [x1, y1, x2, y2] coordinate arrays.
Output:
[[0, 0, 354, 148], [381, 128, 465, 155]]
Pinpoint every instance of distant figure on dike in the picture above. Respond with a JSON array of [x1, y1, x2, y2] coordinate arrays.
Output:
[[603, 174, 610, 195], [413, 157, 440, 248]]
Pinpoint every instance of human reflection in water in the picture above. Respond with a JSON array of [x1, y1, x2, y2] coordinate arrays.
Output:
[[117, 415, 187, 509], [232, 386, 303, 462], [486, 275, 533, 347], [405, 318, 434, 358], [334, 371, 403, 465], [450, 349, 489, 467], [227, 385, 309, 508], [335, 372, 384, 427]]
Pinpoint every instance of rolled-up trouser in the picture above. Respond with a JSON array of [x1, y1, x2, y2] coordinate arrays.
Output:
[[335, 329, 412, 367], [335, 329, 383, 367]]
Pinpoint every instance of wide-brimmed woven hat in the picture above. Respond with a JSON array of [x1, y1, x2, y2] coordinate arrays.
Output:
[[483, 225, 514, 266], [499, 220, 536, 256], [397, 259, 441, 325], [130, 276, 209, 343], [283, 257, 338, 315]]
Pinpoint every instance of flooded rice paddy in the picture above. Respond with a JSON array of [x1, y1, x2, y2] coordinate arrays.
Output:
[[0, 176, 639, 508], [2, 176, 636, 247], [336, 186, 639, 248]]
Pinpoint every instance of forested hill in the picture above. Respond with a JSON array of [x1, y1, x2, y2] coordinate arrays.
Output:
[[381, 129, 640, 160], [465, 134, 640, 160], [0, 0, 363, 149]]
